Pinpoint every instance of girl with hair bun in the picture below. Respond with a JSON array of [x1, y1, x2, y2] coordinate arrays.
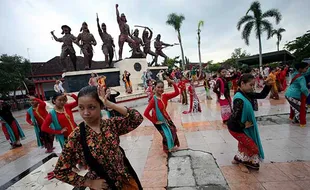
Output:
[[53, 85, 143, 189], [213, 67, 237, 124], [144, 75, 180, 154], [41, 93, 78, 149], [227, 74, 272, 172]]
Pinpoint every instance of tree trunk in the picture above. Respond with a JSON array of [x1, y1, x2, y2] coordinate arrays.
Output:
[[198, 31, 202, 78], [258, 33, 263, 74], [277, 36, 280, 51], [178, 30, 186, 70]]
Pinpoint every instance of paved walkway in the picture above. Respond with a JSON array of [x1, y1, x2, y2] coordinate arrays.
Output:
[[1, 87, 310, 189]]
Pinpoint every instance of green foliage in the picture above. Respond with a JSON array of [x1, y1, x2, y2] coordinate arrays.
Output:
[[166, 13, 185, 32], [0, 54, 31, 96], [285, 30, 310, 63], [208, 63, 221, 73], [164, 56, 181, 69], [271, 28, 286, 51], [197, 20, 204, 34], [223, 48, 251, 68], [237, 1, 282, 45]]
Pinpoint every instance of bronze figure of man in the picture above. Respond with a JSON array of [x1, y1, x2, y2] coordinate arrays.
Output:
[[116, 4, 134, 60], [97, 14, 115, 68], [130, 29, 146, 58], [51, 25, 77, 72], [154, 34, 172, 66], [76, 22, 97, 70], [142, 27, 156, 65]]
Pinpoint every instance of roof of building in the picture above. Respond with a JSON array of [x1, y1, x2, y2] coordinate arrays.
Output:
[[31, 56, 115, 76], [236, 50, 295, 65]]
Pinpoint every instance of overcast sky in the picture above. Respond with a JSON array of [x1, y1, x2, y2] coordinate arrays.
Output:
[[0, 0, 309, 64]]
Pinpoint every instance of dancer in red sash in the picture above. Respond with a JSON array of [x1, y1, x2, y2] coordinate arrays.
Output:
[[178, 76, 189, 105], [41, 93, 78, 148], [183, 80, 201, 114], [144, 76, 180, 153], [285, 62, 310, 127], [26, 96, 54, 153], [279, 65, 289, 91], [213, 67, 236, 123]]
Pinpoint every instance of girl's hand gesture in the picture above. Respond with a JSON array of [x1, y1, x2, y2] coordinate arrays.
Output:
[[245, 121, 253, 128], [164, 75, 173, 84], [97, 86, 111, 106]]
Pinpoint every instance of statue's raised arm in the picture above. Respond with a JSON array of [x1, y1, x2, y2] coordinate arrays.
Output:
[[116, 4, 120, 23]]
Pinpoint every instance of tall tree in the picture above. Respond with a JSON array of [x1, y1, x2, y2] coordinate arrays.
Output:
[[271, 28, 286, 51], [0, 54, 31, 108], [224, 48, 250, 68], [237, 1, 282, 73], [285, 30, 310, 63], [197, 20, 204, 76], [166, 13, 186, 70]]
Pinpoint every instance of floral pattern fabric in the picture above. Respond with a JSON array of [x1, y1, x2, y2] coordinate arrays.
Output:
[[53, 108, 143, 189]]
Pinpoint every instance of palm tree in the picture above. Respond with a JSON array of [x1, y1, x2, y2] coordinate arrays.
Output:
[[237, 1, 282, 73], [271, 28, 286, 51], [166, 13, 186, 70], [197, 20, 204, 77]]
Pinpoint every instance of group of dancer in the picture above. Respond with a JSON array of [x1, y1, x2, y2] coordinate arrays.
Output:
[[211, 62, 310, 173], [2, 84, 143, 188], [88, 70, 133, 94], [1, 61, 310, 188]]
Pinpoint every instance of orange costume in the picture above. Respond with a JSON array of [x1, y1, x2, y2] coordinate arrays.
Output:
[[97, 76, 106, 88], [268, 72, 279, 99]]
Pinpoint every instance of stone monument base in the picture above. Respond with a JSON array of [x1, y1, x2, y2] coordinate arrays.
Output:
[[148, 66, 168, 80], [114, 58, 148, 90], [62, 68, 120, 93]]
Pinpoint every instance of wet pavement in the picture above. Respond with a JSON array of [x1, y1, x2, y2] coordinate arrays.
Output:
[[1, 87, 310, 190]]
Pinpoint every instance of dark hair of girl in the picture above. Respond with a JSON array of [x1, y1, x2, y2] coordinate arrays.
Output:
[[52, 93, 63, 104], [154, 80, 164, 87], [237, 73, 254, 86], [78, 86, 103, 107], [218, 67, 225, 73], [294, 62, 308, 70], [242, 67, 252, 74]]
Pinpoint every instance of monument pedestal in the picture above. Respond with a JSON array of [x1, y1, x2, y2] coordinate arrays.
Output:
[[148, 66, 168, 80], [62, 68, 120, 92], [114, 58, 148, 90]]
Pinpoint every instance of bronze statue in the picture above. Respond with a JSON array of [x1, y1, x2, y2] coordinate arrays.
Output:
[[116, 4, 134, 60], [129, 29, 146, 58], [154, 34, 173, 66], [97, 14, 115, 68], [76, 22, 97, 70], [141, 26, 157, 65], [51, 25, 77, 72]]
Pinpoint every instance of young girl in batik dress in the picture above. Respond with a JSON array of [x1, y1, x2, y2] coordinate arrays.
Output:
[[54, 86, 143, 189]]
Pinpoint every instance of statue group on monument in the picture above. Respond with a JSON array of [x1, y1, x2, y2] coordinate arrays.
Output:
[[51, 4, 178, 71]]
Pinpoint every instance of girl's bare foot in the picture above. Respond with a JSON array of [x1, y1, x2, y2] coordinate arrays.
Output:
[[231, 160, 239, 164], [171, 147, 179, 152], [238, 163, 250, 173]]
